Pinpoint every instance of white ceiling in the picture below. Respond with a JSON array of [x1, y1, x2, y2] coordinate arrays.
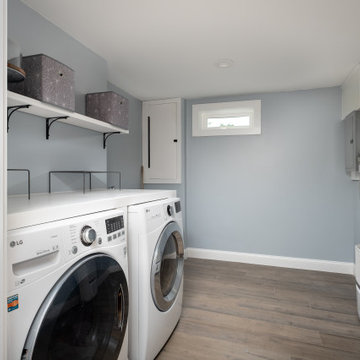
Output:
[[22, 0, 360, 100]]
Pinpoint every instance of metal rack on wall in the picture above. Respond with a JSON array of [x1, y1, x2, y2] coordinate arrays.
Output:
[[48, 170, 121, 194], [8, 168, 31, 199]]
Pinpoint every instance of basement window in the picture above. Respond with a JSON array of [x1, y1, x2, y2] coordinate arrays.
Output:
[[192, 100, 261, 137]]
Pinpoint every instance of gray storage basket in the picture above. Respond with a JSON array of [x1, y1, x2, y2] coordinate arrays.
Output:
[[9, 54, 75, 111], [86, 91, 129, 130]]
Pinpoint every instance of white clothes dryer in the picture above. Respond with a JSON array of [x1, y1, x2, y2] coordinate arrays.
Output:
[[128, 198, 184, 360], [7, 208, 129, 360]]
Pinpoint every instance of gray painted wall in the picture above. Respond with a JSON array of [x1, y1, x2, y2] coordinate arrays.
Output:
[[106, 82, 142, 189], [8, 0, 110, 194], [185, 88, 357, 262], [7, 1, 357, 263], [8, 0, 108, 114]]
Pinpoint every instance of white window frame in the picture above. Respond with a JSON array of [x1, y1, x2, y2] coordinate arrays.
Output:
[[192, 100, 261, 137]]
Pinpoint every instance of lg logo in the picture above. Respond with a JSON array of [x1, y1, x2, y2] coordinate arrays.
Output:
[[10, 240, 23, 248]]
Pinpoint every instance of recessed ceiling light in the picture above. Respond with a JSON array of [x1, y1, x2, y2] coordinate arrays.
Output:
[[215, 59, 234, 69]]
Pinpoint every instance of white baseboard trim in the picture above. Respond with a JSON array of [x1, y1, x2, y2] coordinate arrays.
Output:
[[185, 247, 354, 275]]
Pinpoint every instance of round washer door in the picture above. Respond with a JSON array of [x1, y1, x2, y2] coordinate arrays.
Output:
[[22, 254, 128, 360], [151, 221, 184, 312]]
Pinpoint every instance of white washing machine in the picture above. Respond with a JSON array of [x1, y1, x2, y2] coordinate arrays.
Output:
[[128, 198, 184, 360], [7, 208, 129, 360]]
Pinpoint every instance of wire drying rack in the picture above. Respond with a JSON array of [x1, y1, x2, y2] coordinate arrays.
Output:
[[8, 168, 31, 199], [48, 170, 121, 194]]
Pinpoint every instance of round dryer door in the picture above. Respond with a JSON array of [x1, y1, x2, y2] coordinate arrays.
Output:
[[22, 254, 128, 360], [151, 221, 184, 312]]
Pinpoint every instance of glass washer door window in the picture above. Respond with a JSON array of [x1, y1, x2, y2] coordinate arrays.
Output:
[[22, 254, 128, 360], [151, 221, 184, 312]]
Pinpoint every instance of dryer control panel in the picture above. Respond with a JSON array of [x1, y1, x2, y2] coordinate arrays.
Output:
[[139, 198, 183, 234]]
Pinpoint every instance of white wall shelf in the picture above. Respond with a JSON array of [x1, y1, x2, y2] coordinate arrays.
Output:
[[7, 91, 129, 141]]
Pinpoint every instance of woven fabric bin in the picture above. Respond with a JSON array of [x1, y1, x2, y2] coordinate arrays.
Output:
[[9, 54, 75, 111], [86, 91, 129, 130]]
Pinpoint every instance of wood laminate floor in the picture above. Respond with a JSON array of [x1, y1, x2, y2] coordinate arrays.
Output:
[[157, 258, 360, 360]]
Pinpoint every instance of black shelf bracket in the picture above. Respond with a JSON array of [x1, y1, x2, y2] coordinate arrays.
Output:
[[8, 168, 31, 200], [46, 116, 69, 140], [103, 132, 120, 149], [7, 105, 31, 132]]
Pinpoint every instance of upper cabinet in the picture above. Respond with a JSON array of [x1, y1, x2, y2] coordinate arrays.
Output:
[[142, 98, 181, 184], [344, 111, 360, 180], [342, 64, 360, 120]]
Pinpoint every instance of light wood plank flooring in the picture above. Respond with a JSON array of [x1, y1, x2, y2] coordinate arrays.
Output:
[[157, 258, 360, 360]]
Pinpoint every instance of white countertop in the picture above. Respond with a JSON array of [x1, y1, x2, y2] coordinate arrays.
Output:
[[8, 189, 176, 230]]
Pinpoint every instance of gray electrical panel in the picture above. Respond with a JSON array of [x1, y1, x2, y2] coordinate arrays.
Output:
[[345, 111, 360, 180]]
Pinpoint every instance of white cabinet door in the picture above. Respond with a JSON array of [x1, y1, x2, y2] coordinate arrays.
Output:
[[345, 112, 355, 174], [342, 64, 360, 120], [142, 99, 181, 183], [344, 111, 360, 180]]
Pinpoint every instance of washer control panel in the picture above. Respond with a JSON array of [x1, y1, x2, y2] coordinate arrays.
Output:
[[106, 215, 124, 234], [66, 210, 126, 262], [7, 208, 127, 292], [80, 225, 97, 246]]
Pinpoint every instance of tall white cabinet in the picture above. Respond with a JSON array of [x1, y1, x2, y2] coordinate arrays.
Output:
[[142, 98, 181, 184]]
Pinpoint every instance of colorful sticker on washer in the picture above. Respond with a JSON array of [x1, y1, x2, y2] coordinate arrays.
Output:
[[7, 294, 19, 312]]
